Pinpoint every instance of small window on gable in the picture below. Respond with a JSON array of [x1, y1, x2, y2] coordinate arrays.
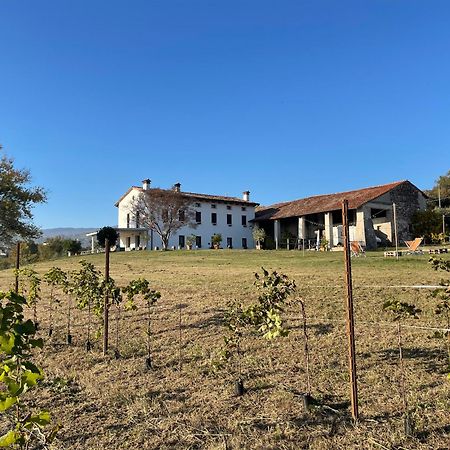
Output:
[[241, 206, 246, 211], [211, 204, 216, 209], [195, 202, 201, 207], [226, 205, 231, 210]]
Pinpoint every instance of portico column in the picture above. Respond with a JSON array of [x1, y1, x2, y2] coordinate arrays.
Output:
[[298, 216, 306, 249], [274, 220, 281, 250], [91, 236, 95, 254], [324, 212, 334, 248]]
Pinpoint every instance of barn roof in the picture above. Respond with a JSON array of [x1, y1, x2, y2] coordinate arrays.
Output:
[[254, 180, 421, 221]]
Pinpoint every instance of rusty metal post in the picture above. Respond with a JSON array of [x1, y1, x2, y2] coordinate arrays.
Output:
[[103, 238, 110, 356], [14, 242, 20, 293], [342, 200, 359, 421]]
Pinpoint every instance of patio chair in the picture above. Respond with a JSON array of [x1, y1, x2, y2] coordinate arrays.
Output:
[[404, 237, 423, 255], [350, 241, 366, 257]]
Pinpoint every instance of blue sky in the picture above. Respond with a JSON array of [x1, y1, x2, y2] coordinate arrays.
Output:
[[0, 0, 449, 228]]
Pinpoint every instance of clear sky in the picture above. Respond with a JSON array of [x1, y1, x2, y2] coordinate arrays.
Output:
[[0, 0, 448, 229]]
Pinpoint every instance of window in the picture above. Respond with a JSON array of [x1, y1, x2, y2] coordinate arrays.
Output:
[[126, 237, 131, 248], [126, 214, 130, 228], [226, 205, 231, 210], [241, 206, 247, 211], [196, 235, 202, 248], [179, 235, 185, 248], [211, 204, 216, 209], [242, 238, 247, 249], [179, 210, 185, 222], [196, 211, 202, 223], [241, 215, 247, 227], [226, 237, 233, 248], [136, 212, 140, 228], [211, 212, 217, 225], [227, 214, 232, 226], [195, 202, 201, 207], [371, 208, 387, 219], [136, 235, 141, 248]]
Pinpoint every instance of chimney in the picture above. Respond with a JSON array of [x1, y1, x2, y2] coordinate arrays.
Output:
[[243, 191, 250, 202], [174, 182, 181, 192], [142, 179, 151, 190]]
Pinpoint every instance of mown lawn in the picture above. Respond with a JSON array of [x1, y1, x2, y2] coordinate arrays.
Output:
[[0, 249, 449, 449]]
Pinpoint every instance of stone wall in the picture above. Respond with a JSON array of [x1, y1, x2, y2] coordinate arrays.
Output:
[[389, 181, 427, 243]]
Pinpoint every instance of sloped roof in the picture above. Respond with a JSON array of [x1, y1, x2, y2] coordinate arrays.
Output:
[[255, 180, 418, 221], [115, 187, 259, 207]]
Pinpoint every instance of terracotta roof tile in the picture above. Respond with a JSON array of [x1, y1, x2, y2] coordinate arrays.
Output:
[[255, 181, 410, 221], [115, 187, 258, 207]]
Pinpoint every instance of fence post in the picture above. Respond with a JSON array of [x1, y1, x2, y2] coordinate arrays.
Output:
[[103, 238, 110, 356], [14, 242, 20, 293], [342, 199, 359, 422]]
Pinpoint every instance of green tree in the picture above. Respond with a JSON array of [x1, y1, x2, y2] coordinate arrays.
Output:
[[38, 236, 65, 260], [411, 209, 442, 243], [252, 227, 266, 249], [425, 169, 450, 208], [97, 226, 118, 249], [0, 150, 46, 247], [63, 239, 82, 255]]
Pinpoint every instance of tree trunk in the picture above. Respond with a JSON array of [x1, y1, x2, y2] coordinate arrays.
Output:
[[161, 235, 169, 250]]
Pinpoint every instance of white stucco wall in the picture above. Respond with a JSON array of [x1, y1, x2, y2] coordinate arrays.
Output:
[[117, 190, 256, 250]]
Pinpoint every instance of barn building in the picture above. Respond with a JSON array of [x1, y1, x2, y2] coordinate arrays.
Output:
[[253, 181, 427, 250]]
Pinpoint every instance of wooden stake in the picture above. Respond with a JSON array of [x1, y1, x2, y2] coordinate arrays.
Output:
[[342, 200, 359, 421], [103, 238, 110, 356]]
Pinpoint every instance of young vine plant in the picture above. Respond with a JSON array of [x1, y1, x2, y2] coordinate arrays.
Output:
[[0, 291, 59, 448], [122, 278, 161, 368]]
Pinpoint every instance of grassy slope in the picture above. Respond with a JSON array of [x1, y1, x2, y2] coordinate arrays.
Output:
[[0, 250, 449, 449]]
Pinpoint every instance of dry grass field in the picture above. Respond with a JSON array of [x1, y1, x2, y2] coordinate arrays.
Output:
[[0, 249, 449, 450]]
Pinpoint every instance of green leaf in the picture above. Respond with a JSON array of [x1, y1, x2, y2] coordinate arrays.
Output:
[[14, 319, 35, 336], [21, 370, 43, 388], [27, 410, 51, 427], [0, 333, 15, 354], [0, 395, 17, 411], [21, 361, 40, 374], [29, 338, 44, 349], [0, 430, 20, 447]]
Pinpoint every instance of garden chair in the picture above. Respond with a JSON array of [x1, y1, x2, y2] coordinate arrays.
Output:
[[404, 237, 423, 255], [350, 241, 366, 257]]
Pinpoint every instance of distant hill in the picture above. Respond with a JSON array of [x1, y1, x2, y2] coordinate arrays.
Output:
[[38, 228, 100, 248]]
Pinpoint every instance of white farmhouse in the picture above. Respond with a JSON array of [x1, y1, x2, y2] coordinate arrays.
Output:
[[115, 180, 259, 250]]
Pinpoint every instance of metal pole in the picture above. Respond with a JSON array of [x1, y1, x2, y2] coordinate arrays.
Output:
[[342, 200, 359, 422], [103, 238, 110, 356], [438, 185, 441, 209], [14, 242, 20, 293], [443, 214, 446, 241], [393, 203, 399, 260]]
